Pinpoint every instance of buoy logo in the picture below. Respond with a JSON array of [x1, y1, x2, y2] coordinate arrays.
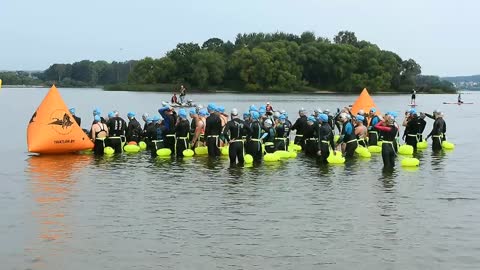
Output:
[[49, 110, 74, 135]]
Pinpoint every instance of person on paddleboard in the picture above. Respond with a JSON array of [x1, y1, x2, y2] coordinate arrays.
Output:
[[411, 89, 416, 105], [458, 93, 463, 104]]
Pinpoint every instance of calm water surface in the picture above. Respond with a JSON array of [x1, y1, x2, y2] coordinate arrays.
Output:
[[0, 88, 479, 269]]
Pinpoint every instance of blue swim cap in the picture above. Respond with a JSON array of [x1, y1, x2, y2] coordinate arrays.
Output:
[[251, 111, 260, 120], [319, 113, 328, 123], [259, 108, 266, 115], [189, 108, 197, 115], [386, 111, 398, 118], [178, 109, 187, 119], [207, 103, 216, 112], [356, 115, 365, 122], [146, 117, 153, 124], [108, 111, 115, 118], [93, 108, 101, 115], [199, 109, 208, 117], [152, 115, 161, 122], [243, 111, 250, 117], [215, 105, 225, 113], [260, 105, 267, 110], [370, 107, 376, 113], [408, 108, 417, 114], [69, 108, 75, 115], [94, 115, 101, 122], [249, 105, 258, 112], [279, 114, 286, 121], [127, 112, 135, 118], [307, 116, 316, 123]]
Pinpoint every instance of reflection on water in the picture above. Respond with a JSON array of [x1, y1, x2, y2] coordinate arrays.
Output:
[[26, 154, 92, 268]]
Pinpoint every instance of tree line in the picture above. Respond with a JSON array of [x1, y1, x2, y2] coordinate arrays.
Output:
[[1, 31, 455, 93]]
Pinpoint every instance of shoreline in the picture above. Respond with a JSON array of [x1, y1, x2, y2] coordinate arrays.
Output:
[[1, 84, 458, 94]]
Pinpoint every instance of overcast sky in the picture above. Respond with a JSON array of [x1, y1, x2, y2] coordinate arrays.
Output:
[[0, 0, 478, 76]]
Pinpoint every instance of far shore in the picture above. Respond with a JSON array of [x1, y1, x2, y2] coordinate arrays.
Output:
[[1, 84, 460, 94]]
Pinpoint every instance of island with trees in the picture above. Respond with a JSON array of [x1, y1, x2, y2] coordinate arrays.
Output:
[[1, 31, 455, 94]]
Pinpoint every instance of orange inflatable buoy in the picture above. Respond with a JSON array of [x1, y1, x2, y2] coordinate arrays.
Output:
[[27, 85, 94, 154], [128, 141, 137, 145], [351, 88, 381, 116]]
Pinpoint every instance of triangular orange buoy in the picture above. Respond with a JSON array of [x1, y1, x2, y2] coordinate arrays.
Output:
[[27, 85, 94, 154], [351, 88, 381, 116]]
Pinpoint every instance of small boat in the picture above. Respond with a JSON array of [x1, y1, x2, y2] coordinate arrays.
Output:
[[167, 100, 197, 108], [443, 102, 474, 105]]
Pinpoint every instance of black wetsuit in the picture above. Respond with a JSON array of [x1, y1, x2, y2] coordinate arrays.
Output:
[[291, 115, 307, 148], [189, 117, 197, 142], [205, 113, 222, 157], [379, 124, 398, 168], [246, 120, 264, 162], [404, 116, 420, 151], [368, 115, 381, 146], [175, 118, 190, 157], [428, 117, 446, 151], [147, 123, 167, 156], [223, 118, 250, 165], [274, 122, 290, 151], [317, 122, 335, 163], [327, 115, 335, 132], [417, 118, 427, 141], [338, 121, 357, 158], [264, 127, 276, 154], [126, 118, 142, 143], [303, 124, 318, 157], [73, 115, 81, 126], [106, 116, 127, 153]]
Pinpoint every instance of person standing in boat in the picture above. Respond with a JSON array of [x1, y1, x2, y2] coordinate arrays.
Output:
[[179, 85, 187, 104], [411, 88, 417, 105]]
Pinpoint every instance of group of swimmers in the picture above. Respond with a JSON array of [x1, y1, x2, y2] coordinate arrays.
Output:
[[69, 102, 447, 168]]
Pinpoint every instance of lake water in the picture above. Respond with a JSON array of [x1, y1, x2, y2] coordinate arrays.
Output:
[[0, 87, 479, 270]]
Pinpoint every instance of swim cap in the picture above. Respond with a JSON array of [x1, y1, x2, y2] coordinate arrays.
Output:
[[199, 109, 208, 117], [152, 115, 161, 122], [114, 110, 120, 117], [370, 108, 376, 113], [243, 112, 250, 118], [279, 114, 286, 121], [146, 117, 153, 124], [108, 111, 115, 118], [127, 112, 135, 118], [356, 115, 365, 122], [69, 108, 75, 115], [251, 111, 260, 120], [358, 109, 365, 115], [307, 116, 316, 123], [299, 108, 306, 114], [94, 115, 101, 122], [218, 106, 225, 113], [260, 105, 267, 110], [249, 105, 258, 112], [142, 112, 149, 120], [231, 108, 238, 116], [319, 114, 328, 123], [264, 119, 273, 128], [93, 108, 101, 115], [178, 109, 187, 119], [339, 113, 348, 120], [280, 109, 286, 114], [323, 109, 330, 114], [408, 108, 417, 114], [314, 108, 322, 114], [273, 111, 280, 119], [189, 108, 197, 115], [207, 103, 216, 112], [259, 108, 266, 115]]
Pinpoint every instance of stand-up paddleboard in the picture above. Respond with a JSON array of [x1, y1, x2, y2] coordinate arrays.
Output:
[[27, 85, 94, 154], [408, 104, 418, 107], [443, 102, 474, 105]]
